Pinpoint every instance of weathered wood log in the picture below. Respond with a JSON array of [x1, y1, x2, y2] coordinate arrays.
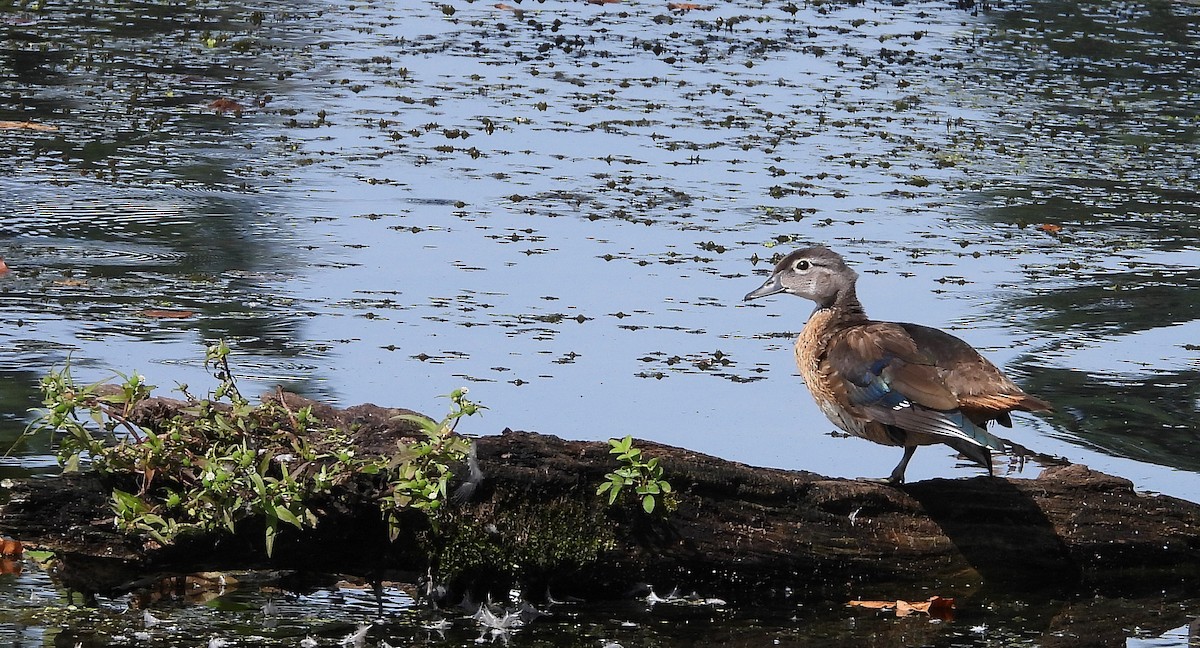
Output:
[[2, 394, 1198, 604]]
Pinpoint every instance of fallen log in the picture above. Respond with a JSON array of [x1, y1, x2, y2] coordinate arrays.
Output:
[[1, 394, 1197, 603]]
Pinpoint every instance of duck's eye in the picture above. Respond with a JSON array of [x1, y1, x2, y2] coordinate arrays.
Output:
[[794, 259, 810, 272]]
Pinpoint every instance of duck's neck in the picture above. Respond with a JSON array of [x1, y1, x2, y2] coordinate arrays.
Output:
[[815, 286, 868, 324]]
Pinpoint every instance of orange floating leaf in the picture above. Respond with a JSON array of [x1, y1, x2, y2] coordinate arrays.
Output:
[[0, 258, 8, 275], [849, 596, 955, 619], [0, 537, 23, 556], [1039, 223, 1062, 234], [141, 309, 197, 319], [925, 595, 956, 620], [0, 120, 58, 132], [208, 98, 245, 114], [668, 2, 713, 9], [0, 559, 20, 575], [847, 599, 895, 611]]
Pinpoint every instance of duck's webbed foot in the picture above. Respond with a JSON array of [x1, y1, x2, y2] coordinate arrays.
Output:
[[857, 475, 904, 486], [853, 446, 915, 486]]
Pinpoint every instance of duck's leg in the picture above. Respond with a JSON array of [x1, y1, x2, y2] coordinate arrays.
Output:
[[887, 446, 917, 485]]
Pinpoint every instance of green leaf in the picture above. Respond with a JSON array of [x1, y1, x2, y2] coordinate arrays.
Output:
[[642, 495, 656, 514], [264, 519, 278, 557], [274, 505, 303, 529], [139, 525, 173, 546], [96, 393, 129, 405], [257, 451, 273, 477], [609, 435, 632, 454], [393, 413, 439, 434], [386, 512, 401, 542], [111, 488, 146, 515], [250, 472, 268, 499]]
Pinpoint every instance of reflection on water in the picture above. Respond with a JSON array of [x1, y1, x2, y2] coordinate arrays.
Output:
[[1014, 267, 1199, 473], [959, 0, 1200, 480], [2, 0, 1200, 644], [0, 0, 333, 476], [0, 565, 1195, 647], [0, 181, 327, 433]]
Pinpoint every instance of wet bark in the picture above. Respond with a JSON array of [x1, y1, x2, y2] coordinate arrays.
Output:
[[1, 394, 1197, 603]]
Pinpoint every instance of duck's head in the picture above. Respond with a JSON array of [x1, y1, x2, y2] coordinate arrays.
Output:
[[743, 246, 858, 309]]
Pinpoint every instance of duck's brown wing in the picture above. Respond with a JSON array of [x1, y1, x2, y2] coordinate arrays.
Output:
[[898, 323, 1052, 422], [825, 322, 1006, 451]]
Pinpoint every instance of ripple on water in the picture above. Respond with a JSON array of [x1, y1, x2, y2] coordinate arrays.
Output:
[[8, 238, 188, 268], [0, 0, 1199, 644]]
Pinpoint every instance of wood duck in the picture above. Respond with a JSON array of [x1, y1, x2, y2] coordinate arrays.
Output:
[[743, 246, 1051, 484]]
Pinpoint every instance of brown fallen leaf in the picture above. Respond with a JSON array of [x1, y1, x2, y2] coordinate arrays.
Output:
[[846, 599, 894, 611], [668, 2, 713, 9], [0, 258, 8, 275], [140, 309, 197, 319], [0, 120, 57, 132], [53, 278, 89, 287], [1039, 223, 1062, 234], [0, 559, 20, 576], [0, 537, 23, 556], [923, 596, 955, 618], [848, 596, 955, 619], [208, 98, 245, 114]]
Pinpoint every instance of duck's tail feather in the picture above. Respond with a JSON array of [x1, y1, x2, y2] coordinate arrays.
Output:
[[942, 412, 1009, 473], [945, 435, 996, 473], [952, 411, 1008, 451]]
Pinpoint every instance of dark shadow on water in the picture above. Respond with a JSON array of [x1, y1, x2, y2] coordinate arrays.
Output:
[[1, 0, 318, 361]]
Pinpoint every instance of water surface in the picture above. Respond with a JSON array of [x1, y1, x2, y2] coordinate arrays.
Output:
[[1, 0, 1197, 644]]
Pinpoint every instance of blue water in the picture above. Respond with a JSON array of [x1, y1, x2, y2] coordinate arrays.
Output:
[[1, 0, 1197, 644]]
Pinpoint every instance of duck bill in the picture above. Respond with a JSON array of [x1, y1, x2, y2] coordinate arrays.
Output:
[[743, 274, 784, 301]]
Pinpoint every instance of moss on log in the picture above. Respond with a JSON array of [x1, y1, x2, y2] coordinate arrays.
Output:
[[1, 394, 1198, 602]]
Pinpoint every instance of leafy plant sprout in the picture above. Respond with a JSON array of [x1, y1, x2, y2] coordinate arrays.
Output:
[[23, 342, 484, 556], [384, 387, 483, 540], [597, 435, 675, 514]]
